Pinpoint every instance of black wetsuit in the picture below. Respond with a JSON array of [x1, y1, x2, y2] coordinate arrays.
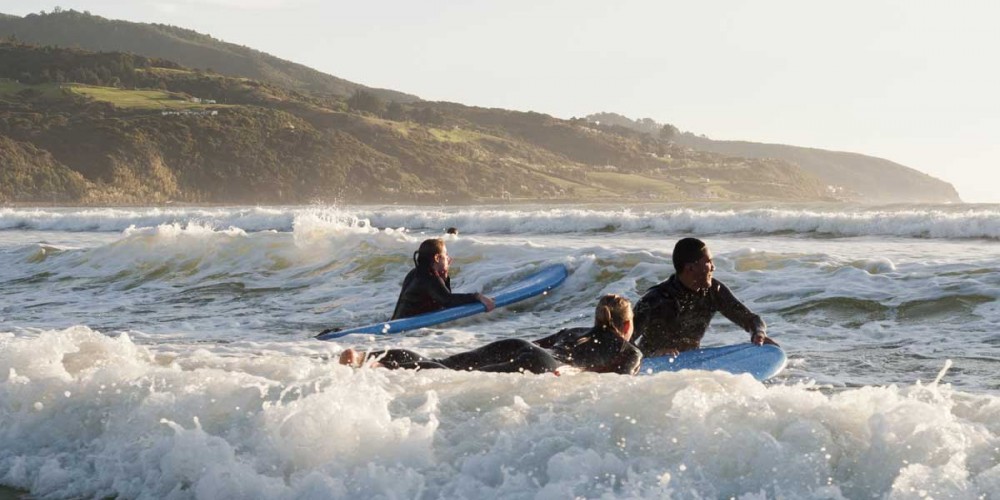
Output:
[[363, 329, 641, 376], [391, 267, 479, 320], [534, 326, 643, 375], [361, 339, 561, 374], [632, 275, 765, 356]]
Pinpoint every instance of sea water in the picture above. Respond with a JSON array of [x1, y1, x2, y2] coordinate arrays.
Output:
[[1, 203, 999, 499]]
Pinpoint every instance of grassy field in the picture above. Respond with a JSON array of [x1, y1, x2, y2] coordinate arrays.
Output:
[[529, 170, 618, 199], [66, 84, 209, 109], [377, 121, 491, 143], [380, 119, 416, 137], [142, 67, 197, 76], [585, 171, 688, 199], [0, 81, 221, 110], [428, 127, 487, 143], [0, 80, 24, 93], [0, 81, 66, 99]]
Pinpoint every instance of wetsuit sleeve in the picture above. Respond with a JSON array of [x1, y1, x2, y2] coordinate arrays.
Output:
[[533, 328, 574, 349], [590, 344, 643, 375], [714, 281, 766, 335], [426, 275, 480, 309], [631, 290, 678, 356]]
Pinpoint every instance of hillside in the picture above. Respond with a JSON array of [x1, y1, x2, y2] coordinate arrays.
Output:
[[0, 43, 838, 205], [0, 9, 417, 103], [672, 134, 961, 203], [0, 10, 963, 206], [586, 112, 961, 203]]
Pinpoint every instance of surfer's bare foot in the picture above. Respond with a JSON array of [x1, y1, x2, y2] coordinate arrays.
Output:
[[339, 348, 364, 367]]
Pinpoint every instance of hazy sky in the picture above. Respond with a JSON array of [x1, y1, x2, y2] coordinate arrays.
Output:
[[4, 0, 999, 202]]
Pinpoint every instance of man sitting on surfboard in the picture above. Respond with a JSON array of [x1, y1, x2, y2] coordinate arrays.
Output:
[[339, 294, 641, 375], [392, 238, 495, 319], [632, 237, 774, 357]]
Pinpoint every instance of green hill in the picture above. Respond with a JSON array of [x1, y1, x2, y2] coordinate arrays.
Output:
[[0, 9, 417, 103], [672, 134, 961, 204], [1, 10, 962, 205], [585, 112, 961, 203], [0, 42, 836, 205]]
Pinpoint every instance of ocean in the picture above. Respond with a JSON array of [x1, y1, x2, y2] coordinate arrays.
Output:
[[1, 203, 999, 499]]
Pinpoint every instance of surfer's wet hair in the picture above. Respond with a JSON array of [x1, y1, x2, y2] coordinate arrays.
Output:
[[594, 294, 633, 338], [414, 238, 446, 269], [673, 237, 707, 274]]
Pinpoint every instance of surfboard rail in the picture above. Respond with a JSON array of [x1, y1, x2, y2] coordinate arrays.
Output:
[[640, 343, 787, 381], [317, 263, 568, 340]]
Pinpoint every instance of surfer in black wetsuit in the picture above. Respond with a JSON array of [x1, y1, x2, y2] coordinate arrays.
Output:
[[534, 294, 642, 375], [392, 238, 495, 320], [632, 237, 773, 357], [338, 294, 640, 375], [339, 338, 560, 374]]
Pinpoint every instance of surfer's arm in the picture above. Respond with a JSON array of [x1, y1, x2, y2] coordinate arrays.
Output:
[[590, 344, 643, 375], [714, 281, 768, 343], [427, 275, 481, 308]]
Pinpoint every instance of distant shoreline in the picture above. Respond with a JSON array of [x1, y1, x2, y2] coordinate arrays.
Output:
[[1, 199, 976, 210]]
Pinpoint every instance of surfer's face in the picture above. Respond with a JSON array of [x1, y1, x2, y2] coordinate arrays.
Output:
[[621, 319, 634, 342], [686, 250, 714, 290], [434, 248, 452, 274]]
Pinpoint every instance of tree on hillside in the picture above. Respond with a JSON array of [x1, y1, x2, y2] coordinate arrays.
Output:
[[414, 107, 445, 126], [638, 117, 659, 135], [385, 101, 407, 121], [659, 123, 679, 141], [346, 90, 385, 116]]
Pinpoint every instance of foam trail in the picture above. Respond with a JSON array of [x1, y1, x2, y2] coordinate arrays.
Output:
[[355, 205, 1000, 239], [4, 204, 1000, 238], [0, 207, 300, 233], [932, 359, 953, 385]]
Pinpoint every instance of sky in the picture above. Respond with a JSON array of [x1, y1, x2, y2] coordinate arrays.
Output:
[[3, 0, 999, 203]]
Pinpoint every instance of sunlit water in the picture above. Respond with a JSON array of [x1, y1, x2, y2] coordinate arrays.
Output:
[[2, 204, 1000, 499]]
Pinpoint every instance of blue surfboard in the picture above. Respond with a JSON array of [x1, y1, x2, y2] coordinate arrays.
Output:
[[317, 264, 568, 340], [640, 344, 787, 381]]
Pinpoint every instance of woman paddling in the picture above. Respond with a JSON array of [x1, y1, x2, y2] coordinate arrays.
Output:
[[392, 238, 495, 320]]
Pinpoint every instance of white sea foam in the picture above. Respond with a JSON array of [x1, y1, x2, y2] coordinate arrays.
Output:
[[4, 204, 1000, 239], [357, 205, 1000, 239], [0, 207, 298, 233], [2, 328, 999, 499]]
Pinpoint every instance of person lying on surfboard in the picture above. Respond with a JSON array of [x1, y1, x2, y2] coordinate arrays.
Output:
[[392, 238, 495, 320], [632, 237, 776, 358], [339, 294, 641, 375], [533, 294, 642, 375]]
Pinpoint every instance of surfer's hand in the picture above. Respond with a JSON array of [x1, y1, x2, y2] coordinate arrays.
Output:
[[751, 331, 767, 345], [477, 293, 496, 312], [653, 348, 680, 358]]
